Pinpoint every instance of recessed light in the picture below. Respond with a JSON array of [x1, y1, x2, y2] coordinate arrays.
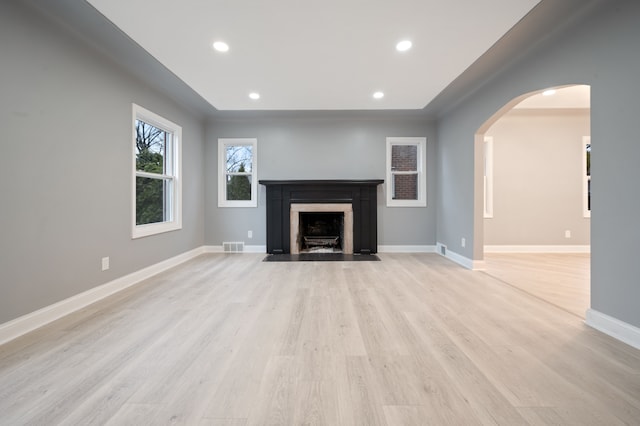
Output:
[[373, 91, 384, 99], [212, 41, 229, 52], [542, 89, 557, 96], [249, 92, 260, 100], [396, 40, 412, 52]]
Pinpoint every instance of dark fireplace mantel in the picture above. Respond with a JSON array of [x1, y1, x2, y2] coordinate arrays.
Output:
[[259, 180, 384, 254]]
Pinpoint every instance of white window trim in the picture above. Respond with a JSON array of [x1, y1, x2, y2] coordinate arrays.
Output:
[[484, 136, 494, 218], [386, 137, 427, 207], [132, 104, 182, 239], [218, 138, 258, 208], [583, 136, 591, 218]]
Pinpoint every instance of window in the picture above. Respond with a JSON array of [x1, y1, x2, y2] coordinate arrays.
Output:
[[132, 104, 182, 238], [583, 136, 591, 218], [386, 137, 426, 207], [484, 136, 494, 218], [218, 138, 257, 207]]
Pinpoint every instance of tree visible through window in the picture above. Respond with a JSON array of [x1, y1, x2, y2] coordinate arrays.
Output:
[[135, 120, 171, 225], [225, 145, 253, 201], [218, 138, 257, 207], [132, 104, 182, 238], [583, 136, 591, 217]]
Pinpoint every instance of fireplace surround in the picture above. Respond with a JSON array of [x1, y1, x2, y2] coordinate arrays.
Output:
[[259, 180, 383, 254], [290, 203, 353, 254]]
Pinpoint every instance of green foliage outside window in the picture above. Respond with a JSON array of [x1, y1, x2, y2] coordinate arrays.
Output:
[[226, 163, 252, 200], [135, 120, 168, 225]]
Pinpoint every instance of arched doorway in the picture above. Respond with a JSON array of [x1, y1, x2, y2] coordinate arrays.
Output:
[[475, 85, 591, 317]]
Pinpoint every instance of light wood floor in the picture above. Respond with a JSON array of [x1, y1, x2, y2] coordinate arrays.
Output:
[[1, 253, 639, 425], [483, 253, 590, 318]]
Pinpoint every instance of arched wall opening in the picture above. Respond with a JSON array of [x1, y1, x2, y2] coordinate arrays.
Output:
[[432, 0, 640, 345], [473, 85, 591, 316]]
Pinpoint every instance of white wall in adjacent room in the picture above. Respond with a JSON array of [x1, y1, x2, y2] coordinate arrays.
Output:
[[484, 109, 590, 246]]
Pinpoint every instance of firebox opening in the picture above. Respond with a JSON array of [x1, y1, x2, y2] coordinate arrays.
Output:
[[299, 212, 344, 253]]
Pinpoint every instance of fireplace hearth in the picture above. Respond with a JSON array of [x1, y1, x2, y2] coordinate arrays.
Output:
[[260, 180, 383, 254]]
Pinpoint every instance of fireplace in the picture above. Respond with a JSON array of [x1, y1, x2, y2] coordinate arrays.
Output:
[[290, 203, 353, 254], [259, 180, 383, 254]]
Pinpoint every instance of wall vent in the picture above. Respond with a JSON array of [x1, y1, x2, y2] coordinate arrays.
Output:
[[439, 244, 447, 256], [223, 242, 244, 253]]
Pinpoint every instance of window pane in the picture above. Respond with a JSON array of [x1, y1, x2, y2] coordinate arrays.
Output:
[[587, 177, 591, 211], [393, 174, 418, 200], [586, 144, 591, 210], [391, 145, 417, 171], [135, 119, 169, 174], [226, 174, 252, 200], [586, 143, 591, 176], [386, 137, 426, 207], [136, 176, 165, 225], [133, 104, 182, 238], [226, 145, 253, 173]]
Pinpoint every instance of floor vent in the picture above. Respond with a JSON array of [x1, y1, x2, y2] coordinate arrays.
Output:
[[439, 244, 447, 256], [223, 242, 245, 253]]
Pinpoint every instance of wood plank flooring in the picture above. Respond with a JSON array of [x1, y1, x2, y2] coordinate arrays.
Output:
[[0, 253, 638, 425], [483, 253, 590, 318]]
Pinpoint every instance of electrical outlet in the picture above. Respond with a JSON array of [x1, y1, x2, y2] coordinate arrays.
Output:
[[101, 257, 110, 271], [461, 237, 466, 248], [565, 230, 571, 238], [248, 230, 253, 239]]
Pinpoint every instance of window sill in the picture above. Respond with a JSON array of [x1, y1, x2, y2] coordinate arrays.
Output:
[[387, 200, 427, 208], [132, 221, 182, 239], [218, 201, 258, 208]]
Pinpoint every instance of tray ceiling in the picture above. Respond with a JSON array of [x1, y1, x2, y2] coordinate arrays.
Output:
[[87, 0, 541, 111]]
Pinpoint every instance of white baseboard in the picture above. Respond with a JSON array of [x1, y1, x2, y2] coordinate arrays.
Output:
[[484, 245, 591, 253], [0, 246, 205, 347], [209, 245, 437, 254], [443, 249, 474, 270], [585, 309, 640, 350], [204, 245, 266, 253], [378, 245, 436, 253], [434, 243, 485, 270], [209, 245, 441, 254]]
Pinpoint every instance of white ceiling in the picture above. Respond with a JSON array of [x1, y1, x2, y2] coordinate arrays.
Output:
[[514, 84, 591, 109], [86, 0, 541, 111]]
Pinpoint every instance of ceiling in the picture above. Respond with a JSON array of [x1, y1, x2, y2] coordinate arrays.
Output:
[[85, 0, 541, 111], [514, 85, 591, 109]]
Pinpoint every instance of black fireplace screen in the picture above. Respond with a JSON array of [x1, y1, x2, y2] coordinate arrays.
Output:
[[299, 212, 344, 251]]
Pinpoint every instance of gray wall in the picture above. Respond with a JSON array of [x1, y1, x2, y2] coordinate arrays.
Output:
[[0, 2, 205, 324], [205, 114, 437, 247], [4, 0, 638, 336], [484, 109, 591, 245], [437, 0, 640, 327]]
